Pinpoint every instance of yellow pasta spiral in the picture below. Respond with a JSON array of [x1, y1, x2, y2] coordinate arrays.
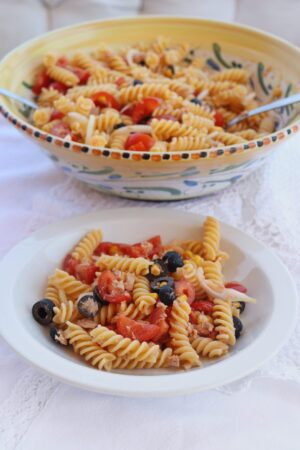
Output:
[[133, 276, 157, 314], [44, 284, 61, 307], [112, 347, 173, 369], [96, 255, 151, 276], [208, 81, 237, 95], [49, 269, 90, 301], [75, 96, 94, 116], [191, 336, 228, 358], [72, 52, 100, 72], [182, 101, 214, 119], [38, 88, 61, 107], [167, 80, 195, 98], [145, 50, 160, 70], [167, 135, 209, 151], [151, 119, 197, 141], [53, 96, 76, 114], [90, 325, 160, 363], [180, 240, 203, 255], [169, 295, 201, 369], [53, 300, 78, 324], [47, 65, 79, 87], [181, 262, 206, 300], [107, 54, 130, 73], [119, 84, 174, 104], [98, 303, 123, 325], [72, 229, 102, 262], [65, 322, 116, 371], [181, 112, 215, 131], [212, 68, 249, 84], [212, 85, 248, 107], [109, 133, 128, 149], [203, 260, 224, 286], [212, 298, 236, 346], [211, 131, 246, 146], [152, 104, 183, 121], [97, 110, 121, 133], [202, 216, 220, 261]]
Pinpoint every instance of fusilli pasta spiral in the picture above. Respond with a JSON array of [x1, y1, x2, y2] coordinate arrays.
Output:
[[169, 295, 201, 369]]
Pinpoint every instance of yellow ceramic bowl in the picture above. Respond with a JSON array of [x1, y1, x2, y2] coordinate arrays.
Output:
[[0, 17, 300, 200]]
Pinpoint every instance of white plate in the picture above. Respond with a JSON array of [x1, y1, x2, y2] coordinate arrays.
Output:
[[0, 208, 297, 397]]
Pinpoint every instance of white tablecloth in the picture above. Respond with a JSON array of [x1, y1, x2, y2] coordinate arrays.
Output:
[[1, 117, 300, 450]]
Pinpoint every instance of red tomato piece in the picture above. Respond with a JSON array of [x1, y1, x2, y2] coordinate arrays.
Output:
[[98, 270, 131, 303], [225, 282, 248, 293], [191, 300, 214, 315], [214, 111, 224, 127], [175, 280, 195, 304], [32, 70, 51, 95], [75, 263, 97, 284], [50, 109, 65, 121], [91, 91, 120, 110], [70, 133, 82, 142], [50, 121, 71, 138], [69, 66, 90, 85], [189, 310, 198, 325], [147, 235, 162, 257], [130, 97, 161, 124], [149, 304, 169, 343], [116, 315, 160, 342], [131, 102, 146, 124], [143, 97, 160, 115], [57, 56, 69, 66], [121, 103, 135, 116], [126, 244, 148, 258], [48, 81, 68, 94], [124, 133, 155, 151], [116, 76, 126, 87], [62, 254, 80, 276]]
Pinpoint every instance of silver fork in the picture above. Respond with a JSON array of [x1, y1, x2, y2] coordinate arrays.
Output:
[[0, 87, 37, 109], [227, 92, 300, 128]]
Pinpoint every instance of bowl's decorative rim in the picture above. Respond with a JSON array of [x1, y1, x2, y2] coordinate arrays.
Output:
[[0, 103, 298, 162], [1, 15, 300, 162]]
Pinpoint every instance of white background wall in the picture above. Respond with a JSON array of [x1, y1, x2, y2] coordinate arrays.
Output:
[[0, 0, 299, 57]]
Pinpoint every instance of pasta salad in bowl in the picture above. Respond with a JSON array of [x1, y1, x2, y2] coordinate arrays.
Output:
[[0, 208, 297, 396], [31, 215, 256, 371], [0, 17, 300, 200]]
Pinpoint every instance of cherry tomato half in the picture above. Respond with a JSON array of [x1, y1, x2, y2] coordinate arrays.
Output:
[[225, 282, 248, 293], [124, 133, 155, 151], [91, 91, 120, 110], [48, 81, 69, 94], [175, 280, 195, 304], [75, 263, 97, 284], [116, 315, 160, 342], [69, 66, 90, 85], [97, 270, 131, 303], [50, 109, 65, 121], [130, 97, 161, 124], [214, 111, 224, 127], [191, 300, 214, 315], [32, 70, 51, 95], [62, 254, 79, 276], [149, 304, 169, 343]]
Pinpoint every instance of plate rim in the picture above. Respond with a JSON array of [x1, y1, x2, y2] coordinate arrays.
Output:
[[0, 207, 298, 397]]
